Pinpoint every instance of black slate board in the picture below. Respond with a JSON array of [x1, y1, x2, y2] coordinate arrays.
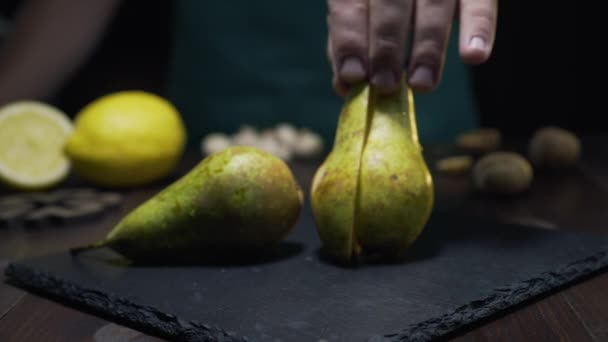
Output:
[[5, 205, 608, 342]]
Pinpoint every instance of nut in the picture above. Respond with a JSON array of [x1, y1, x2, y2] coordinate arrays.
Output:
[[435, 155, 474, 176], [456, 128, 501, 153], [472, 152, 533, 195], [528, 126, 581, 169]]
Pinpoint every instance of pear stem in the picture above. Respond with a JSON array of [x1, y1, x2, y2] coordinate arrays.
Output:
[[70, 241, 107, 255], [404, 81, 420, 146]]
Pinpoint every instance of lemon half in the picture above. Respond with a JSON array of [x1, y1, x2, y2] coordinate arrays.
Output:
[[0, 101, 73, 190]]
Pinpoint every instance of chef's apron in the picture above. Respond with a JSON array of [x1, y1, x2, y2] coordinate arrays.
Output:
[[166, 0, 479, 147]]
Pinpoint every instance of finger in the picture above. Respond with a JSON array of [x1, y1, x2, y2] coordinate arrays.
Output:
[[327, 0, 369, 92], [407, 0, 458, 92], [369, 0, 414, 95], [459, 0, 498, 64], [327, 37, 349, 96]]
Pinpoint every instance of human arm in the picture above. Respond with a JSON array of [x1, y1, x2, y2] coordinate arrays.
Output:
[[327, 0, 497, 95], [0, 0, 122, 106]]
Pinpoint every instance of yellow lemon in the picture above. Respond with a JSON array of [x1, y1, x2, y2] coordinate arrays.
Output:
[[65, 91, 187, 187], [0, 101, 73, 190]]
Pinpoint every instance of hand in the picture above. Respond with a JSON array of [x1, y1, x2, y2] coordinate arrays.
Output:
[[327, 0, 497, 96]]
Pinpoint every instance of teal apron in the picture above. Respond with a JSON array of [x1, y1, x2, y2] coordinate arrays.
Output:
[[167, 1, 478, 147]]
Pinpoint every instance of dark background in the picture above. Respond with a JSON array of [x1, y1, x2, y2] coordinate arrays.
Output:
[[0, 1, 582, 139]]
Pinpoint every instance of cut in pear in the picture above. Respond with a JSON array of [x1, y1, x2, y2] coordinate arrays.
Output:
[[311, 75, 434, 264]]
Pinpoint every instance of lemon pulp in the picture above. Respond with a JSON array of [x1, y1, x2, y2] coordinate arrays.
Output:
[[0, 101, 73, 190]]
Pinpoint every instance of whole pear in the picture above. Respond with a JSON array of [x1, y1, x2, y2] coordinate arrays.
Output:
[[73, 146, 304, 262], [311, 76, 434, 264]]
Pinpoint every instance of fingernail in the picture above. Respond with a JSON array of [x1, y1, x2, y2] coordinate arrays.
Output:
[[469, 36, 487, 51], [371, 69, 397, 90], [340, 57, 365, 83], [409, 66, 434, 90]]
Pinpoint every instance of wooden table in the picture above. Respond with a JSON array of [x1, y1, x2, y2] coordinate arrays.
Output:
[[1, 137, 607, 342]]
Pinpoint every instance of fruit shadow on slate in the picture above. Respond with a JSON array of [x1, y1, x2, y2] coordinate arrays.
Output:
[[70, 240, 305, 269], [313, 227, 442, 269], [313, 208, 552, 270]]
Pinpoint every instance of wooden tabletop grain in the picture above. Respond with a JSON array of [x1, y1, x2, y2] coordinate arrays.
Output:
[[1, 137, 607, 342]]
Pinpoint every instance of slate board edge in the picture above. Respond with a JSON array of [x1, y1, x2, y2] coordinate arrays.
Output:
[[369, 248, 608, 342], [2, 263, 248, 342], [3, 249, 608, 342]]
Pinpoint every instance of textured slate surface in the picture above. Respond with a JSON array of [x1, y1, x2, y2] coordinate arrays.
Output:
[[5, 205, 608, 342]]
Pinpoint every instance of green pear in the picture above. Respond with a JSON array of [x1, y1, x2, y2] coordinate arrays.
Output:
[[311, 75, 434, 264], [73, 146, 304, 263]]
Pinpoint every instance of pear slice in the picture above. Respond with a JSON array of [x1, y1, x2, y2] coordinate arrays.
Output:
[[310, 83, 371, 263], [355, 78, 434, 259]]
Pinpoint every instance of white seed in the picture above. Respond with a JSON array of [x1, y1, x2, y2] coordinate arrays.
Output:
[[256, 133, 293, 162], [201, 133, 232, 155], [275, 123, 299, 149], [274, 144, 293, 162], [294, 129, 324, 158], [255, 132, 278, 152], [232, 125, 259, 146], [259, 129, 278, 142]]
